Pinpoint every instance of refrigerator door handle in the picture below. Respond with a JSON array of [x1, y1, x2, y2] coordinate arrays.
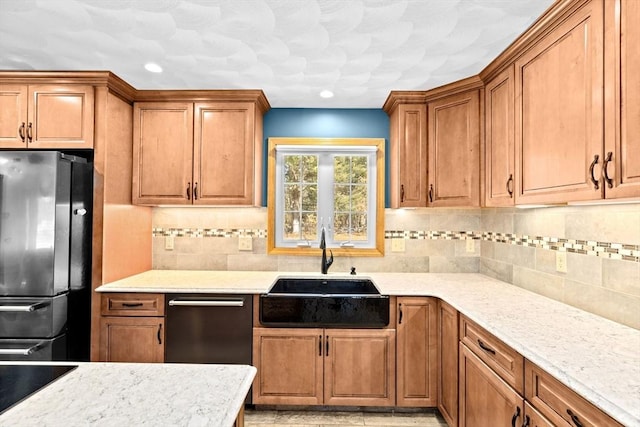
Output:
[[0, 302, 49, 312], [0, 343, 43, 356]]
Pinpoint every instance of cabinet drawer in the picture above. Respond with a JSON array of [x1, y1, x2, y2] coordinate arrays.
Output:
[[525, 361, 624, 427], [101, 293, 165, 316], [460, 315, 524, 393]]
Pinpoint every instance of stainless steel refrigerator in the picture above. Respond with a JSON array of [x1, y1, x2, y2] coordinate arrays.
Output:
[[0, 151, 92, 361]]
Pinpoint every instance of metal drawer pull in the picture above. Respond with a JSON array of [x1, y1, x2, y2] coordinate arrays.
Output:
[[18, 122, 25, 141], [0, 344, 41, 356], [122, 302, 144, 307], [0, 302, 48, 312], [168, 299, 244, 307], [477, 339, 496, 355], [506, 173, 514, 197], [567, 409, 584, 427], [522, 415, 530, 427]]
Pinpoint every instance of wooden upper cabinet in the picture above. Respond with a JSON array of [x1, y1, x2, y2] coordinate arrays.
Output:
[[132, 102, 194, 205], [133, 97, 265, 206], [428, 90, 481, 207], [0, 84, 94, 149], [515, 0, 604, 204], [388, 102, 428, 207], [485, 66, 515, 207], [604, 0, 640, 199], [194, 102, 256, 205]]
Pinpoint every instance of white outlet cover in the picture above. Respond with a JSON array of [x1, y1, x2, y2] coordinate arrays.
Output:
[[239, 236, 253, 251], [391, 238, 405, 253]]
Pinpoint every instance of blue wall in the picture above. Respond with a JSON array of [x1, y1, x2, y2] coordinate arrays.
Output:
[[262, 108, 390, 206]]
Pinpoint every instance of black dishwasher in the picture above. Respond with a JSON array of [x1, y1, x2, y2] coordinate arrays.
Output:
[[165, 294, 253, 402]]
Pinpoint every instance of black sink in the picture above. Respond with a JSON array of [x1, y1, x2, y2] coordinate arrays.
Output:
[[260, 277, 389, 328], [267, 277, 381, 295]]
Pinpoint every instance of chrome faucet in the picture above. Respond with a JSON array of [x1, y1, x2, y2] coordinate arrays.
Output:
[[320, 226, 333, 274]]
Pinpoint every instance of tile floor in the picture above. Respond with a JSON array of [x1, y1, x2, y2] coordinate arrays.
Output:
[[244, 408, 448, 427]]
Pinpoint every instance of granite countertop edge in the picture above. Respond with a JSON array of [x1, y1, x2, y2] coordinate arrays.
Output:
[[97, 270, 640, 426]]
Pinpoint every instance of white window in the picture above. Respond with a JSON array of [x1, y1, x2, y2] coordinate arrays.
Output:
[[268, 138, 385, 256]]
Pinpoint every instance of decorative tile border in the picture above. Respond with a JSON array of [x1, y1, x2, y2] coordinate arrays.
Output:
[[152, 228, 640, 263]]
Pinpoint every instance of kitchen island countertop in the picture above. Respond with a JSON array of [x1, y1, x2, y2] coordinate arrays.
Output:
[[97, 270, 640, 426], [0, 362, 255, 427]]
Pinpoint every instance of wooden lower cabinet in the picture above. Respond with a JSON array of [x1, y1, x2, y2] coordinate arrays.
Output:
[[437, 300, 459, 426], [396, 297, 437, 407], [99, 317, 164, 363], [252, 327, 395, 407], [524, 401, 554, 427], [459, 343, 523, 427], [99, 293, 165, 363]]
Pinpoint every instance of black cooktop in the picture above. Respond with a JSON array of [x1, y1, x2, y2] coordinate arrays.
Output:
[[0, 365, 77, 414]]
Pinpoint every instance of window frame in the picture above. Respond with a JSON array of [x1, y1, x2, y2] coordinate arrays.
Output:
[[267, 137, 385, 257]]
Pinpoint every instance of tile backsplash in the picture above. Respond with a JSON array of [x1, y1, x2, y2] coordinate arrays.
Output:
[[152, 203, 640, 329]]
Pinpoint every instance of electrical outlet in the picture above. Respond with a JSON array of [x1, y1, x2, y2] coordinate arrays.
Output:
[[556, 251, 567, 273], [238, 236, 253, 251], [466, 239, 475, 253], [165, 235, 174, 251], [391, 238, 405, 252]]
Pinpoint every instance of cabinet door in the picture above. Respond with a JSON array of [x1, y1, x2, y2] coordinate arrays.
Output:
[[99, 317, 164, 363], [194, 102, 256, 205], [515, 0, 604, 204], [438, 300, 459, 427], [604, 0, 640, 198], [324, 329, 396, 407], [459, 343, 524, 427], [524, 401, 556, 427], [485, 66, 515, 207], [428, 90, 480, 207], [396, 297, 437, 407], [132, 102, 194, 205], [389, 103, 428, 207], [252, 328, 323, 405], [28, 85, 94, 149], [0, 84, 28, 148]]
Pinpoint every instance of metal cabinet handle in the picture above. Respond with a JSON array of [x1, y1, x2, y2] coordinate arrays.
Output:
[[511, 406, 521, 427], [27, 122, 33, 142], [325, 336, 329, 356], [157, 323, 162, 345], [398, 303, 403, 324], [168, 299, 244, 307], [18, 122, 25, 141], [186, 182, 191, 200], [400, 184, 405, 203], [477, 339, 496, 355], [194, 182, 198, 200], [588, 154, 600, 190], [522, 415, 530, 427], [0, 302, 48, 312], [506, 173, 514, 197], [567, 409, 584, 427], [603, 151, 614, 189], [0, 343, 42, 356], [318, 335, 322, 356], [428, 184, 434, 203], [122, 302, 144, 308]]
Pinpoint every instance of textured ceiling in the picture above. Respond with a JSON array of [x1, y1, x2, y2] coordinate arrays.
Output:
[[0, 0, 555, 108]]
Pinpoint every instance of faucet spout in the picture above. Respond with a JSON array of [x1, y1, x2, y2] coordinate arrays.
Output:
[[320, 227, 333, 274]]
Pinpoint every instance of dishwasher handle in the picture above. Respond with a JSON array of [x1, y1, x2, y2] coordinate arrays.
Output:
[[168, 298, 244, 307]]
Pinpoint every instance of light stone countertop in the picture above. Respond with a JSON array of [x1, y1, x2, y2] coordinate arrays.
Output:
[[97, 270, 640, 426], [0, 362, 255, 427]]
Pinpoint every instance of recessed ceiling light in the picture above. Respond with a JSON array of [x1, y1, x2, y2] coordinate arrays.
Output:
[[319, 90, 334, 99], [144, 63, 163, 73]]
